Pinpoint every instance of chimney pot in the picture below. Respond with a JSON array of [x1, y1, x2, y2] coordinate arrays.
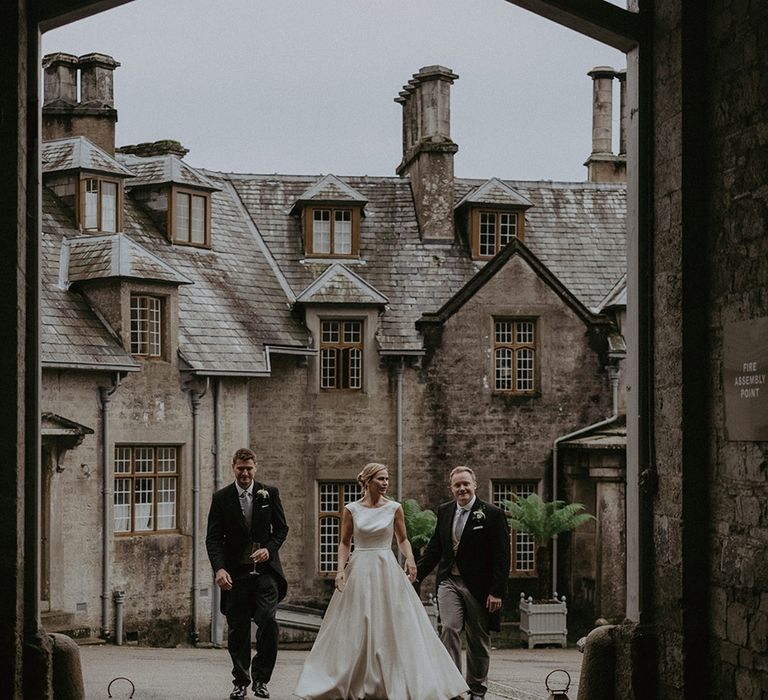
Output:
[[42, 52, 78, 106], [588, 66, 615, 155], [78, 53, 121, 107], [616, 69, 627, 156], [584, 66, 626, 183]]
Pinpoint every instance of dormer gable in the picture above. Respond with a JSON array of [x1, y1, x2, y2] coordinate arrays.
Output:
[[455, 178, 533, 259], [288, 175, 367, 259], [62, 233, 192, 363], [42, 136, 135, 234], [118, 146, 219, 249], [295, 263, 388, 306], [63, 233, 194, 288], [418, 237, 603, 330]]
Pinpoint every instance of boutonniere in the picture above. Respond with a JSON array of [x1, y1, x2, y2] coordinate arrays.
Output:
[[255, 488, 269, 501], [472, 508, 486, 522]]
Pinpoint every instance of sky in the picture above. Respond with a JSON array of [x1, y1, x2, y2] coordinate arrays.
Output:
[[43, 0, 625, 182]]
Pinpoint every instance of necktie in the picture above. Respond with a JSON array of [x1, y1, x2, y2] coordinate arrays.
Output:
[[453, 507, 467, 543], [240, 490, 252, 529]]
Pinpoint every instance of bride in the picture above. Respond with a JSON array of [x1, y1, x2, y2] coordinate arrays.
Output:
[[294, 463, 469, 700]]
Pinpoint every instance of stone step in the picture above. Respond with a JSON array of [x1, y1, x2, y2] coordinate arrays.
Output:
[[41, 610, 75, 629], [73, 636, 106, 646]]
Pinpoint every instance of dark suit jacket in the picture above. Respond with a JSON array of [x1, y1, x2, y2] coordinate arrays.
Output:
[[416, 497, 510, 631], [206, 481, 289, 612]]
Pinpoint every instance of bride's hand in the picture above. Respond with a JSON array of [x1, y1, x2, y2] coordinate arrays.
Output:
[[404, 557, 417, 583], [334, 570, 346, 592]]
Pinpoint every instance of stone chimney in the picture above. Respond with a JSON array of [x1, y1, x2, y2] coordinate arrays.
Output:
[[42, 52, 120, 155], [395, 66, 459, 241], [584, 66, 626, 183]]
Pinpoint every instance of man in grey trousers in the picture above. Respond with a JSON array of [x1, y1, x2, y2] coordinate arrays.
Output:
[[416, 466, 511, 700]]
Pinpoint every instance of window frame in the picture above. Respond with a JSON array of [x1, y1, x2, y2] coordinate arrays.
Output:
[[78, 174, 122, 233], [492, 317, 539, 395], [470, 208, 524, 259], [130, 294, 165, 359], [113, 445, 180, 536], [169, 186, 211, 248], [492, 480, 538, 577], [319, 318, 364, 391], [316, 480, 363, 576], [304, 205, 361, 258]]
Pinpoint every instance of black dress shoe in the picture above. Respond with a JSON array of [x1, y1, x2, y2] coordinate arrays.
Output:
[[229, 686, 247, 699], [253, 681, 269, 698]]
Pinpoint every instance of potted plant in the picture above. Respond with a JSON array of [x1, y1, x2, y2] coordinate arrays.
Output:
[[504, 493, 594, 648]]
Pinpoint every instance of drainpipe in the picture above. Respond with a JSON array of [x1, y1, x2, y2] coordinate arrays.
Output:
[[113, 590, 125, 645], [189, 377, 208, 645], [98, 372, 122, 640], [211, 378, 224, 647], [550, 366, 620, 596], [396, 358, 405, 502]]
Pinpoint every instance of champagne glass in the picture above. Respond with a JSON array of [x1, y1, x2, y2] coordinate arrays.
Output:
[[250, 542, 261, 576]]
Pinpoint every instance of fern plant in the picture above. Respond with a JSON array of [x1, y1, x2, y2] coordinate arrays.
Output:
[[504, 493, 594, 600], [401, 499, 437, 552]]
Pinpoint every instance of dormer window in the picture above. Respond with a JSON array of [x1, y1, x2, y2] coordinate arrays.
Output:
[[455, 179, 532, 260], [171, 188, 210, 247], [81, 176, 121, 232], [305, 206, 360, 257], [474, 210, 520, 259]]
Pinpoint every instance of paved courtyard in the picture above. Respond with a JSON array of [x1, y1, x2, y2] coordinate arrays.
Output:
[[80, 645, 581, 700]]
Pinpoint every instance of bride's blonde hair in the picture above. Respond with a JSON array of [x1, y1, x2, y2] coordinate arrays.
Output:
[[357, 462, 388, 490]]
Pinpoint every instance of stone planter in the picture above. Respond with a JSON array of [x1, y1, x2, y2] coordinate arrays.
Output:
[[518, 593, 568, 648]]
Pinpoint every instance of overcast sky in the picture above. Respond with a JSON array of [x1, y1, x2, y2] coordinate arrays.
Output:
[[43, 0, 625, 182]]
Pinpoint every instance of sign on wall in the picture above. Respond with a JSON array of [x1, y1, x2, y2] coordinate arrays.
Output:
[[723, 317, 768, 441]]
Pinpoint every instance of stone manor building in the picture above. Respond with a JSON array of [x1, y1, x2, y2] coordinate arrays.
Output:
[[38, 52, 627, 646]]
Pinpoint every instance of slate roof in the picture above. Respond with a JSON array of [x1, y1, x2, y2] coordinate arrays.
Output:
[[42, 166, 309, 376], [296, 263, 388, 306], [455, 177, 533, 209], [228, 174, 479, 352], [41, 412, 94, 437], [288, 174, 367, 216], [41, 136, 625, 370], [41, 189, 140, 372], [417, 238, 606, 329], [42, 137, 135, 177], [119, 153, 219, 191], [597, 273, 627, 311], [119, 172, 308, 374], [66, 233, 194, 286], [228, 173, 626, 351], [455, 179, 627, 313], [559, 415, 627, 449]]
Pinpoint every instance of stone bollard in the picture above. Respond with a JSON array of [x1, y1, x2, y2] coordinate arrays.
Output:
[[51, 632, 85, 700], [576, 625, 616, 700]]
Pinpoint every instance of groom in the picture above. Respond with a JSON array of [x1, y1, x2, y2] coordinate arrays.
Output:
[[206, 448, 289, 699], [416, 466, 510, 700]]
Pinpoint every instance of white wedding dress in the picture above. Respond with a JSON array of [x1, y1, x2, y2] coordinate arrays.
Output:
[[294, 499, 468, 700]]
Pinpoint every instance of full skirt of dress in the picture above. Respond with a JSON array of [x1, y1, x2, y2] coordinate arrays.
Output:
[[294, 547, 468, 700]]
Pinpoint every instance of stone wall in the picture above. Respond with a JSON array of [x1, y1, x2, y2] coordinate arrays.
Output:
[[41, 366, 252, 645], [649, 0, 768, 696], [418, 255, 613, 607], [249, 353, 401, 604], [702, 0, 768, 696], [420, 256, 612, 487], [649, 0, 686, 694]]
